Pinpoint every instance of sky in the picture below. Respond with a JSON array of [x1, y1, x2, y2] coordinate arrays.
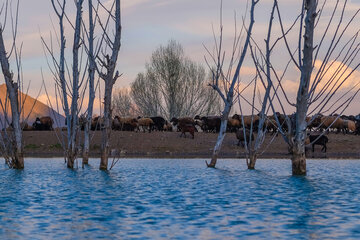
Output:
[[2, 0, 360, 115]]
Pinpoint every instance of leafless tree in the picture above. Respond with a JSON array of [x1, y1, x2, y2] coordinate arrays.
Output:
[[205, 0, 258, 168], [42, 0, 86, 168], [131, 40, 221, 120], [97, 0, 122, 170], [43, 0, 121, 170], [82, 0, 96, 165], [131, 72, 162, 117], [237, 1, 279, 170], [113, 87, 137, 117], [264, 0, 360, 175], [0, 0, 24, 169]]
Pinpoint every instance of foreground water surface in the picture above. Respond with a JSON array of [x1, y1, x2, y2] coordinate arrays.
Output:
[[0, 158, 360, 239]]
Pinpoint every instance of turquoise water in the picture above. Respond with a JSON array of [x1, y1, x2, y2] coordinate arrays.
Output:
[[0, 158, 360, 239]]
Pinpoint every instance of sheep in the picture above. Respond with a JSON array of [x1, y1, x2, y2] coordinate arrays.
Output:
[[113, 116, 138, 131], [91, 116, 104, 130], [232, 114, 259, 131], [32, 116, 54, 131], [265, 117, 278, 134], [137, 117, 154, 133], [236, 128, 254, 147], [180, 124, 195, 139], [150, 116, 166, 131], [321, 116, 344, 133], [171, 117, 196, 138], [163, 121, 173, 132], [307, 134, 329, 153], [200, 116, 221, 132], [343, 120, 356, 134], [227, 118, 241, 132]]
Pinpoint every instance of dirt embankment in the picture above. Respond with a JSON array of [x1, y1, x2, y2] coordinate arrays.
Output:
[[20, 131, 360, 159]]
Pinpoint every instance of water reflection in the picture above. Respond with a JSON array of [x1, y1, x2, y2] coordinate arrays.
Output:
[[0, 158, 360, 239]]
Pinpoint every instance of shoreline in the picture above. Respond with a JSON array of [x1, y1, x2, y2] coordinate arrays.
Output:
[[21, 150, 360, 160], [13, 131, 360, 160]]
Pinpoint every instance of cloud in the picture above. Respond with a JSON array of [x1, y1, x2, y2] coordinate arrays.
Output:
[[123, 0, 151, 9], [313, 59, 360, 92], [37, 94, 103, 116]]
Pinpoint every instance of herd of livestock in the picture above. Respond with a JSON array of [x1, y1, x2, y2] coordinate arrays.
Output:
[[12, 112, 358, 154], [15, 113, 360, 137]]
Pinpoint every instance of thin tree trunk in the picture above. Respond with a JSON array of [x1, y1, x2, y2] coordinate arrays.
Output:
[[99, 0, 121, 170], [207, 103, 230, 168], [0, 30, 24, 169], [207, 0, 257, 168], [83, 123, 90, 165], [100, 85, 112, 170], [83, 0, 96, 166], [66, 0, 83, 169]]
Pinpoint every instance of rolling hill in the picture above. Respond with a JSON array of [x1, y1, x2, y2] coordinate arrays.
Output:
[[0, 84, 65, 128]]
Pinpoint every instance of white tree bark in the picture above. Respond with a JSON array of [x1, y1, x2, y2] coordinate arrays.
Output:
[[99, 0, 122, 170], [83, 0, 96, 166], [207, 0, 258, 168], [49, 0, 84, 168], [0, 30, 23, 169], [291, 0, 316, 175]]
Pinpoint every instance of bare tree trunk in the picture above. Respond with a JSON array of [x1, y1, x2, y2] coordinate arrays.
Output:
[[83, 122, 90, 165], [83, 0, 96, 166], [0, 30, 24, 169], [66, 0, 84, 169], [99, 0, 121, 170], [292, 0, 316, 175], [207, 0, 257, 168], [100, 86, 112, 170], [207, 103, 230, 168], [291, 141, 306, 175], [248, 151, 257, 170]]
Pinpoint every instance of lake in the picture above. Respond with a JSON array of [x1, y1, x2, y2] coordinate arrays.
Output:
[[0, 158, 359, 239]]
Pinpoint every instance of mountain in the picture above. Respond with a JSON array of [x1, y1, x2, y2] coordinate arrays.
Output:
[[0, 84, 65, 128]]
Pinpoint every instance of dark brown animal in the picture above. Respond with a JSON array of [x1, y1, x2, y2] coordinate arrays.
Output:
[[32, 116, 54, 131], [163, 121, 173, 132], [227, 118, 241, 132], [200, 116, 221, 132], [170, 117, 195, 131], [232, 114, 259, 131], [180, 124, 195, 139], [91, 116, 103, 130], [113, 116, 138, 131], [307, 134, 329, 153], [236, 128, 254, 147]]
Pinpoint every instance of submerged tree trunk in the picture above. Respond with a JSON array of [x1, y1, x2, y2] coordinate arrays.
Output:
[[207, 103, 231, 168], [248, 152, 257, 170], [83, 0, 96, 166], [66, 0, 83, 169], [99, 0, 121, 170], [291, 141, 306, 175], [82, 123, 90, 166], [292, 0, 316, 175], [0, 29, 24, 169], [100, 86, 112, 170], [67, 152, 76, 169], [207, 0, 257, 168]]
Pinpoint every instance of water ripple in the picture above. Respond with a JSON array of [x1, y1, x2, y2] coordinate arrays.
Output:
[[0, 158, 360, 239]]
